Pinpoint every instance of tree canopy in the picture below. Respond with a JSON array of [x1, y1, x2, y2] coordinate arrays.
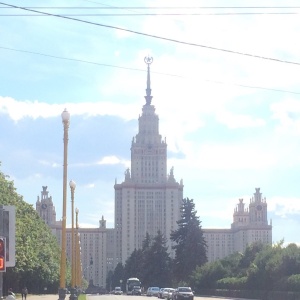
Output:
[[170, 198, 207, 282], [0, 166, 61, 294], [190, 241, 300, 293], [123, 231, 172, 289]]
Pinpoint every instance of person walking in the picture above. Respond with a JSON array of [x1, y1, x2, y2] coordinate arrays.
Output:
[[21, 287, 28, 300], [6, 291, 15, 300]]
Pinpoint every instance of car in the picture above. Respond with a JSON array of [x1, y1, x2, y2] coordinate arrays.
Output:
[[172, 287, 194, 300], [132, 286, 142, 295], [147, 287, 160, 297], [157, 288, 165, 298], [163, 288, 175, 300], [114, 287, 123, 295]]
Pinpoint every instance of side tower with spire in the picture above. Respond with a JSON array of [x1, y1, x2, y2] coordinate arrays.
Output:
[[231, 187, 272, 253], [114, 57, 184, 264], [204, 187, 272, 262], [36, 186, 56, 226]]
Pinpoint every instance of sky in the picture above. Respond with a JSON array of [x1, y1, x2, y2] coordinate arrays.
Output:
[[0, 0, 300, 246]]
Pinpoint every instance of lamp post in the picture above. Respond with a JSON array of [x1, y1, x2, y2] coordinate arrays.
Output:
[[69, 180, 77, 300], [59, 108, 70, 300], [75, 208, 79, 289]]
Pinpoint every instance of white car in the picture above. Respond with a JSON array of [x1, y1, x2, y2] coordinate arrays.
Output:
[[163, 288, 175, 299], [114, 287, 123, 295], [147, 287, 160, 297]]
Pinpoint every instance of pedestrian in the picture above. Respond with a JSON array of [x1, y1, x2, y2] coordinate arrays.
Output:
[[8, 289, 15, 297], [21, 287, 28, 300], [6, 291, 15, 300]]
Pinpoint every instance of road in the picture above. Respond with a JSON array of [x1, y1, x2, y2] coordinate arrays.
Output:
[[86, 294, 249, 300]]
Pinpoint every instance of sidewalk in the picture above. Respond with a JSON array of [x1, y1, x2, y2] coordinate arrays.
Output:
[[27, 295, 58, 300]]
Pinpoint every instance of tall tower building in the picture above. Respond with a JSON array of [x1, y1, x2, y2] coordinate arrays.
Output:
[[114, 57, 184, 263], [35, 59, 272, 284]]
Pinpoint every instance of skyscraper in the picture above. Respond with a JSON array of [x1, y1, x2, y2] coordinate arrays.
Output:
[[114, 57, 184, 264], [36, 58, 272, 287]]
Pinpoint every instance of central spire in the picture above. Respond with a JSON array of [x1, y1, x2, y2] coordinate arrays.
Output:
[[144, 56, 153, 105]]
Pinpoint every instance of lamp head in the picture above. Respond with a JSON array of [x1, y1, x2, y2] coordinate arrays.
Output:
[[61, 108, 70, 123], [69, 180, 76, 190]]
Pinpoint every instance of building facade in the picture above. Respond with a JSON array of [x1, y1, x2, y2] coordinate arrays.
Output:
[[36, 59, 272, 288], [114, 58, 183, 264], [203, 188, 272, 262]]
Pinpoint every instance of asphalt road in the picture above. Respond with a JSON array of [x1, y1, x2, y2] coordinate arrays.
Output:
[[87, 294, 249, 300]]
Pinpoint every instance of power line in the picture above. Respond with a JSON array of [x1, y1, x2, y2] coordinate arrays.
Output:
[[2, 6, 300, 9], [1, 46, 299, 95], [1, 2, 299, 67], [0, 12, 298, 16]]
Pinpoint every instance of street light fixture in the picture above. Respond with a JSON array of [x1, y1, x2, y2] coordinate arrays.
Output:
[[59, 108, 70, 300], [69, 180, 76, 300]]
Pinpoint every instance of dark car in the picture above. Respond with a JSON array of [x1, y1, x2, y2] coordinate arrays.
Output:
[[172, 287, 194, 300], [132, 286, 142, 295], [157, 288, 165, 299]]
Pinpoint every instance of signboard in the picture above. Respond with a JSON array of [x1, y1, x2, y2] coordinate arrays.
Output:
[[0, 237, 5, 272], [2, 206, 15, 267]]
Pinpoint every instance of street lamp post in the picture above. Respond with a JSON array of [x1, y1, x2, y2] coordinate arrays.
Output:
[[75, 208, 80, 289], [69, 180, 77, 300], [59, 108, 70, 300]]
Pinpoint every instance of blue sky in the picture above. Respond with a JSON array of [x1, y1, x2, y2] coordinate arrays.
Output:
[[1, 0, 300, 245]]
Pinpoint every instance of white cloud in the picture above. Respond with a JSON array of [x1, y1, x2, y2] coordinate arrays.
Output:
[[216, 110, 266, 129], [268, 196, 300, 218], [0, 97, 62, 121], [169, 140, 277, 171], [271, 98, 300, 135], [97, 156, 130, 167], [0, 96, 139, 121], [85, 183, 95, 189]]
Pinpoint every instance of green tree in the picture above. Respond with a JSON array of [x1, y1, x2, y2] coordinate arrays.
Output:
[[246, 242, 282, 290], [123, 248, 144, 283], [139, 233, 152, 288], [112, 263, 124, 290], [170, 198, 207, 283], [106, 270, 113, 292], [191, 260, 227, 290], [0, 166, 61, 293], [239, 241, 265, 270], [142, 231, 172, 288]]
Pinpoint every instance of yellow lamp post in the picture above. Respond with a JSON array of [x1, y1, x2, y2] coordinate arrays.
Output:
[[75, 208, 80, 288], [77, 243, 82, 289], [69, 180, 77, 300], [59, 108, 70, 300]]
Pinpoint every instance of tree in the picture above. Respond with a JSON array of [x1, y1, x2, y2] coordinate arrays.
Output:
[[0, 166, 61, 293], [142, 231, 172, 288], [112, 263, 124, 290], [170, 198, 207, 283], [123, 248, 144, 283], [106, 270, 113, 292]]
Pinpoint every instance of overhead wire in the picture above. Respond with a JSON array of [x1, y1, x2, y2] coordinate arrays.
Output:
[[0, 2, 299, 66], [1, 46, 299, 95], [1, 6, 300, 9], [0, 12, 298, 16]]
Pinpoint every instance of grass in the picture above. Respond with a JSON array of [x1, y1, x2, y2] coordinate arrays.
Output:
[[78, 294, 86, 300]]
